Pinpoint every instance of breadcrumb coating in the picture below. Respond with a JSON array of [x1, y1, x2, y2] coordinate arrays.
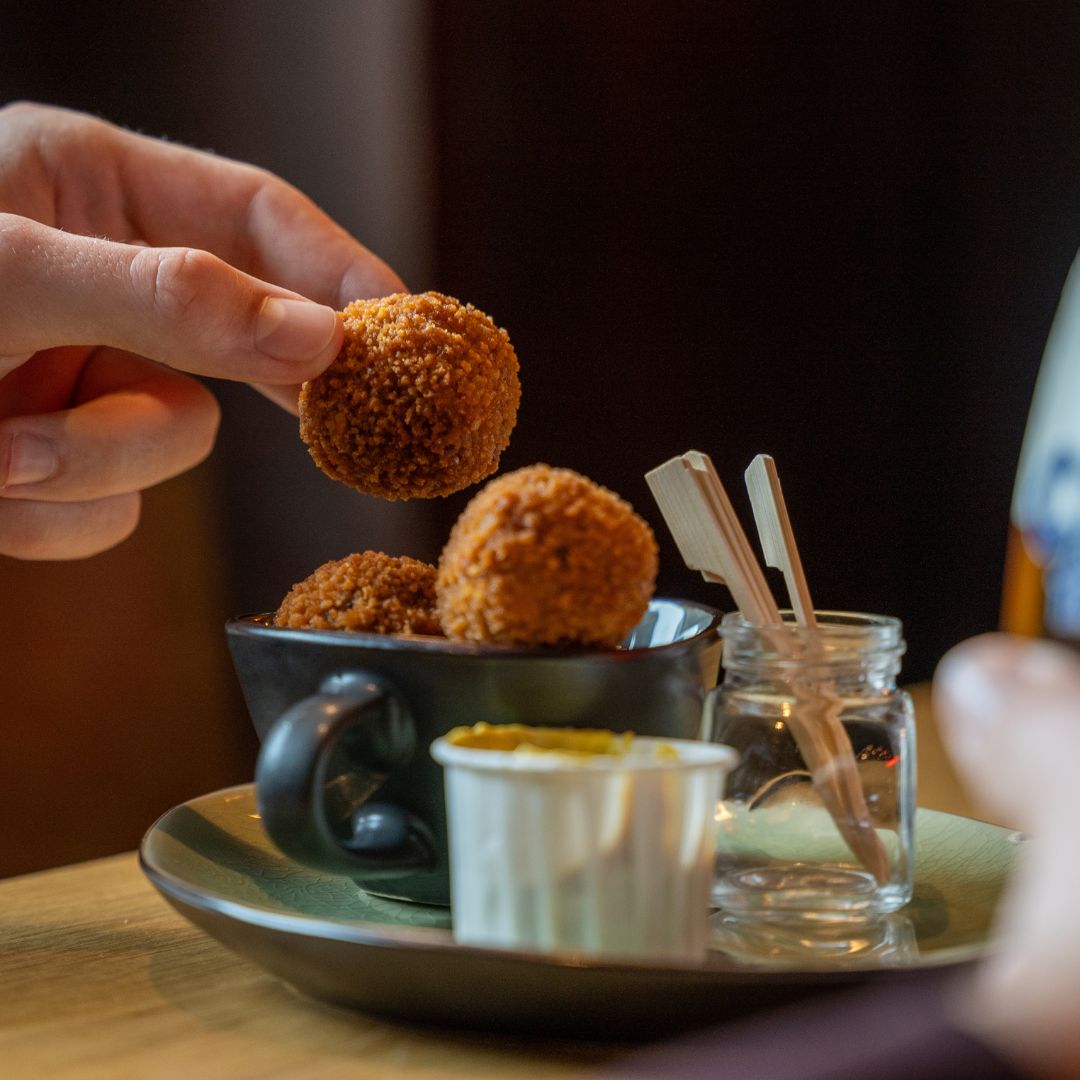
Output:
[[274, 551, 442, 635], [299, 291, 520, 500], [436, 464, 659, 648]]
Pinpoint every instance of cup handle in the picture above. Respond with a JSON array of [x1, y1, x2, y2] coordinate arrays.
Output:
[[255, 671, 437, 879]]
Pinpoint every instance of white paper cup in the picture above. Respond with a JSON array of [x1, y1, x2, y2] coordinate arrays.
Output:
[[430, 735, 739, 962]]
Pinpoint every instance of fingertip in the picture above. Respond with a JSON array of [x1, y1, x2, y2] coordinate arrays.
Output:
[[1, 431, 59, 492], [0, 491, 141, 560], [70, 491, 141, 557], [933, 643, 1001, 730], [107, 490, 142, 549], [255, 298, 342, 377], [934, 631, 1080, 739]]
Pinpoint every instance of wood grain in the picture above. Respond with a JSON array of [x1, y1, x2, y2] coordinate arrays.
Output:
[[0, 855, 618, 1079]]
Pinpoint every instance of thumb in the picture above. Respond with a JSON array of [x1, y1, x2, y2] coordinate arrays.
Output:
[[933, 633, 1080, 829], [0, 213, 344, 383]]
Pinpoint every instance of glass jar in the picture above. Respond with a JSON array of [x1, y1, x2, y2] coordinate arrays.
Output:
[[707, 611, 915, 923]]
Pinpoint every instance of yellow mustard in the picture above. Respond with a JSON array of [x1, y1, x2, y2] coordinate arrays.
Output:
[[445, 723, 634, 757]]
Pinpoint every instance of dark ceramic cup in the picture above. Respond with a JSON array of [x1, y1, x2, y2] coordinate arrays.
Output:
[[226, 597, 723, 907]]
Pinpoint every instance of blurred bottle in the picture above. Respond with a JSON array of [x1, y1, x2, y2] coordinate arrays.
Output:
[[1003, 251, 1080, 642]]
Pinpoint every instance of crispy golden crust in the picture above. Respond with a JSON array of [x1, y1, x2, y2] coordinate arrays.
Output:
[[298, 291, 520, 500], [274, 551, 442, 635], [436, 464, 658, 647]]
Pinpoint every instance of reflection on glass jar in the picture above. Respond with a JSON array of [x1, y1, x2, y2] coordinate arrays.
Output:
[[708, 909, 918, 969], [707, 611, 915, 923]]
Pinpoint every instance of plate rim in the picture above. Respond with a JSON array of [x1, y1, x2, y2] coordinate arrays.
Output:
[[139, 783, 1011, 980]]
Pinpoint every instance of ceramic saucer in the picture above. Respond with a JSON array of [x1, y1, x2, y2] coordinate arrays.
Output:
[[140, 784, 1016, 1039]]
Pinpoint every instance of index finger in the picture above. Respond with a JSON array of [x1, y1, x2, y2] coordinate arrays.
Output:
[[26, 104, 405, 306]]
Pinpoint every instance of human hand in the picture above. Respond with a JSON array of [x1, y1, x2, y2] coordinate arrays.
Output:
[[0, 101, 404, 559], [934, 632, 1080, 832], [934, 634, 1080, 1077]]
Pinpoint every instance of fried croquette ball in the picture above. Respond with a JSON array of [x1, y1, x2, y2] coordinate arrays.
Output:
[[274, 551, 442, 635], [436, 465, 659, 647], [298, 291, 521, 500]]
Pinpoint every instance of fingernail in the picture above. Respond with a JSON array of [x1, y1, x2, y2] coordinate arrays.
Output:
[[3, 432, 58, 489], [255, 298, 340, 362]]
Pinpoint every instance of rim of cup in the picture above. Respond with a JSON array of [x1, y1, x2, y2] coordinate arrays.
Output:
[[430, 735, 739, 774]]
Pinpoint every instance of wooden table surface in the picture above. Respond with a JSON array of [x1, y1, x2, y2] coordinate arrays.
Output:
[[0, 684, 990, 1079]]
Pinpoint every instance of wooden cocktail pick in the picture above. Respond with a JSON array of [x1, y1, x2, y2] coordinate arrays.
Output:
[[647, 450, 890, 884], [744, 453, 890, 883], [744, 454, 815, 627], [647, 450, 780, 624]]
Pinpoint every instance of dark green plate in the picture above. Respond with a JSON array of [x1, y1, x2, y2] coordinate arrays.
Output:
[[140, 784, 1018, 1040]]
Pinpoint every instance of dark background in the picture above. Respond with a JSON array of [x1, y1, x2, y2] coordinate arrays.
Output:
[[1, 1, 1078, 871], [427, 2, 1077, 679]]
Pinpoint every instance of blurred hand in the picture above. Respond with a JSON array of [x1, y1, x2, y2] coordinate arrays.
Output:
[[935, 633, 1080, 1078], [0, 101, 404, 559]]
